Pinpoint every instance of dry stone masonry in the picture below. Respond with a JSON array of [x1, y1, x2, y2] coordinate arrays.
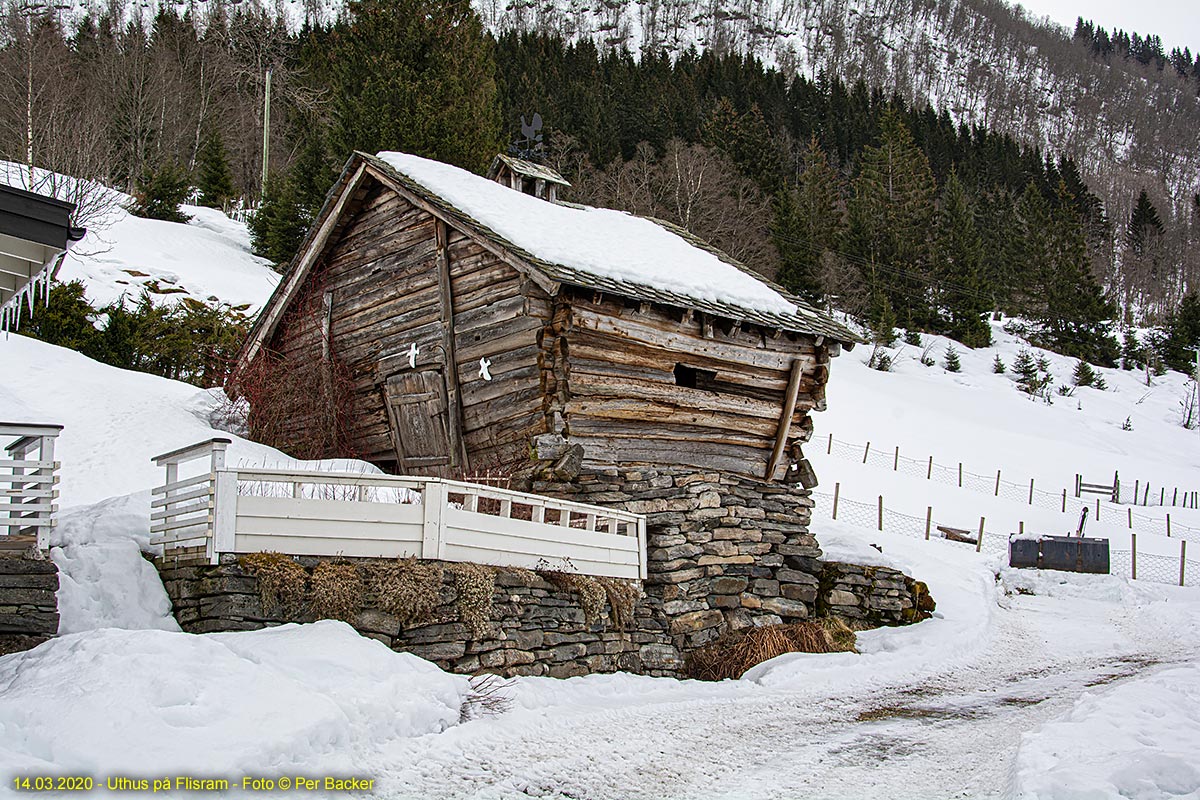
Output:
[[0, 553, 59, 655]]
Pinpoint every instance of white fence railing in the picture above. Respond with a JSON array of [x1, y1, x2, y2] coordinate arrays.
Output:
[[2, 422, 61, 549], [151, 439, 647, 580]]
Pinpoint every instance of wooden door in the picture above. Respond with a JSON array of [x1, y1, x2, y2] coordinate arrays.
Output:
[[383, 369, 453, 475]]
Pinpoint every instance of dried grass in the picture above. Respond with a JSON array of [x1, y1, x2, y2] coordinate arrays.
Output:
[[541, 570, 607, 624], [450, 563, 495, 639], [308, 561, 363, 622], [238, 552, 307, 616], [685, 619, 858, 681], [371, 558, 444, 627], [596, 577, 640, 629]]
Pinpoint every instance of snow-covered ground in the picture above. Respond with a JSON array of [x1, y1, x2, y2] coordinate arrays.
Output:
[[3, 188, 1200, 797]]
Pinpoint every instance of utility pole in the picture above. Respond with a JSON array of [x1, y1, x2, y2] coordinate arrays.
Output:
[[260, 67, 272, 199]]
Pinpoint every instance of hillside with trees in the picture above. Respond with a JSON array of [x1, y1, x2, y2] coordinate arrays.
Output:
[[2, 0, 1199, 375]]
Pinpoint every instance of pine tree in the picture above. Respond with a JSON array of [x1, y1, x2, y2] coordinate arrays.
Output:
[[932, 170, 991, 347], [16, 280, 99, 352], [129, 162, 190, 223], [944, 344, 962, 372], [196, 133, 235, 210], [1013, 349, 1041, 396], [1121, 329, 1144, 370], [992, 354, 1006, 373], [1072, 360, 1096, 387], [1162, 293, 1200, 373], [248, 174, 312, 269]]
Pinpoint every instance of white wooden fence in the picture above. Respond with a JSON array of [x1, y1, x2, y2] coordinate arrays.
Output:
[[151, 439, 647, 579], [1, 422, 61, 549]]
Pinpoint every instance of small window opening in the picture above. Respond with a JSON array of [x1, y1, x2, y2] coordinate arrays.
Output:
[[674, 363, 717, 389]]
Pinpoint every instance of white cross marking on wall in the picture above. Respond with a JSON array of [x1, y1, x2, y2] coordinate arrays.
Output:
[[407, 342, 419, 368], [479, 357, 493, 381]]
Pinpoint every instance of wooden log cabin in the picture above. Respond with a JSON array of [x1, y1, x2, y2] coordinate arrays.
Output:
[[235, 151, 860, 485]]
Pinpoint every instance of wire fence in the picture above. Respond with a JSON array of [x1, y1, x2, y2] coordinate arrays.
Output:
[[812, 488, 1200, 589], [820, 433, 1200, 541]]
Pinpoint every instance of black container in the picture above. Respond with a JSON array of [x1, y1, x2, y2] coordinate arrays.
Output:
[[1009, 535, 1110, 575], [1008, 537, 1040, 569]]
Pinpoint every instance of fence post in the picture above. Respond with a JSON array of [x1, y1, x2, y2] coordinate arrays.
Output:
[[958, 462, 963, 487], [1160, 487, 1165, 505], [927, 456, 933, 480], [1180, 540, 1187, 587], [1075, 474, 1081, 497], [893, 446, 899, 471], [1112, 471, 1119, 503], [422, 480, 446, 559], [1128, 507, 1133, 529], [212, 471, 238, 564], [1019, 520, 1024, 535], [1029, 478, 1034, 505], [1167, 513, 1171, 537], [832, 482, 840, 520], [1132, 533, 1138, 580], [925, 507, 932, 540], [995, 470, 1001, 497], [863, 442, 871, 464], [1173, 488, 1178, 506], [827, 433, 833, 455], [1062, 489, 1067, 513], [1134, 479, 1139, 505], [1144, 483, 1149, 505], [1095, 497, 1100, 521], [877, 495, 884, 532], [976, 517, 985, 553]]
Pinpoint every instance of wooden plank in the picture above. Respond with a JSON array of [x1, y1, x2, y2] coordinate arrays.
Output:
[[766, 358, 805, 481], [440, 542, 639, 580], [435, 218, 468, 471]]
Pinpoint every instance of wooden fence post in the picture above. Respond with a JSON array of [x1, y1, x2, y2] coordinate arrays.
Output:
[[976, 517, 985, 553], [422, 480, 447, 559], [893, 446, 899, 471], [1095, 497, 1100, 521], [1134, 479, 1139, 505], [1180, 540, 1187, 587], [832, 482, 840, 520], [995, 470, 1001, 496], [1128, 507, 1133, 529], [1132, 533, 1138, 580], [827, 433, 833, 455], [1173, 488, 1178, 506], [1029, 478, 1034, 505], [1160, 487, 1165, 505], [1019, 520, 1024, 535], [863, 442, 871, 464], [877, 495, 884, 532], [1167, 513, 1171, 537], [958, 462, 963, 487], [1144, 484, 1150, 505], [1061, 489, 1067, 513], [925, 507, 932, 540], [927, 456, 933, 480]]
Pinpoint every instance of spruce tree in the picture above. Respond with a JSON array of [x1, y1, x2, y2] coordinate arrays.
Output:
[[324, 0, 502, 172], [1163, 293, 1200, 373], [774, 137, 843, 302], [932, 170, 991, 347], [1072, 360, 1096, 387], [846, 108, 937, 330], [196, 133, 236, 210], [1013, 349, 1038, 394], [1121, 329, 1144, 370], [130, 162, 191, 223], [992, 354, 1006, 373], [944, 344, 962, 372]]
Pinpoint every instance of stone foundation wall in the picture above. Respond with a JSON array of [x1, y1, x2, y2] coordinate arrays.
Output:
[[528, 466, 824, 655], [0, 553, 59, 655], [157, 556, 678, 677], [817, 560, 935, 625]]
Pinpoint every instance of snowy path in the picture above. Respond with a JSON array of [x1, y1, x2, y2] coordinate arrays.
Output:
[[368, 581, 1197, 800]]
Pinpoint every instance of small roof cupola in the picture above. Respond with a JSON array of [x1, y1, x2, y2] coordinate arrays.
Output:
[[487, 154, 570, 202]]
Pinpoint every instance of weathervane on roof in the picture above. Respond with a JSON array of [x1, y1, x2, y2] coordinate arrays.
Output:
[[509, 113, 545, 162]]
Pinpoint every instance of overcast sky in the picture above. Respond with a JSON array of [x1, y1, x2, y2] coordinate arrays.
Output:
[[1016, 0, 1200, 53]]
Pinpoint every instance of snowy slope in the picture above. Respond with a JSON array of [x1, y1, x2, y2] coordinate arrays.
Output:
[[0, 161, 279, 312]]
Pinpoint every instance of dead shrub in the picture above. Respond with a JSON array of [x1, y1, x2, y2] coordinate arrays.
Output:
[[308, 561, 363, 622], [459, 673, 514, 722], [685, 620, 858, 681], [370, 558, 444, 627], [238, 552, 308, 616], [540, 570, 607, 624], [596, 577, 640, 629], [450, 563, 495, 638]]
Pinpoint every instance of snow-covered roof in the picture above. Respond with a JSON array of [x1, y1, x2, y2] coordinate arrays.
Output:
[[488, 154, 571, 187], [370, 152, 858, 343]]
